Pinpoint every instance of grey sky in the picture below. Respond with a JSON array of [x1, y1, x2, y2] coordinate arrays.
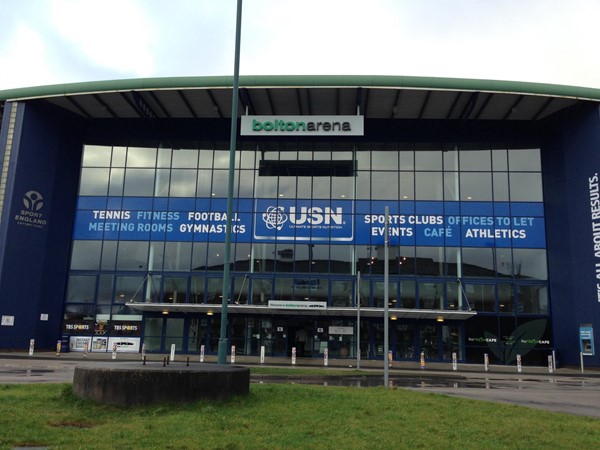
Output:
[[1, 0, 599, 91]]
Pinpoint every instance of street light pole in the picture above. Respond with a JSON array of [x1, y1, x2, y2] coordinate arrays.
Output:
[[218, 0, 243, 365], [384, 206, 389, 387]]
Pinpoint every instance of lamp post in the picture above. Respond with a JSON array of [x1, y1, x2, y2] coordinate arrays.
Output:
[[384, 206, 389, 387], [218, 0, 243, 365]]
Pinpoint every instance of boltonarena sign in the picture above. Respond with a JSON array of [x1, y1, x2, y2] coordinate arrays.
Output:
[[241, 115, 364, 136]]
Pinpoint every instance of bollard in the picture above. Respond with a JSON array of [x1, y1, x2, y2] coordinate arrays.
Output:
[[83, 342, 88, 359], [388, 350, 393, 368], [169, 343, 176, 362], [112, 343, 117, 360], [516, 354, 522, 373], [420, 351, 425, 369], [141, 343, 146, 361], [200, 344, 205, 363], [547, 355, 553, 373], [452, 352, 458, 371], [260, 345, 265, 364], [291, 347, 296, 365], [163, 356, 167, 367], [143, 355, 146, 366], [29, 339, 35, 356], [484, 353, 489, 372], [186, 356, 190, 367], [324, 348, 329, 366], [231, 345, 236, 364], [56, 340, 61, 357]]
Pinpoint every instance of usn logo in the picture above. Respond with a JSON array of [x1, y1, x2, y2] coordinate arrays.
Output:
[[262, 205, 343, 229], [262, 206, 288, 230]]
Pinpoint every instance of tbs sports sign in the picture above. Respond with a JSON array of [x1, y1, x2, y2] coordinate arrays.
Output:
[[253, 199, 354, 241]]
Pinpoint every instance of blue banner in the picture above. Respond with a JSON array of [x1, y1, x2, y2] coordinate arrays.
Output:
[[73, 197, 545, 248]]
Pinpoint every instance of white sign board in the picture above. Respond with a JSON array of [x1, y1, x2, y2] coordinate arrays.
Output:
[[1, 315, 14, 326], [241, 115, 364, 136], [269, 300, 327, 309]]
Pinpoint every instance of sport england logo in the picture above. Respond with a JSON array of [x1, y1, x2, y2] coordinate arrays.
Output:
[[23, 191, 44, 211], [262, 206, 288, 231], [15, 190, 47, 230]]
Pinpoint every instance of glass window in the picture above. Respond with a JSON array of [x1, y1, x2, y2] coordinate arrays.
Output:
[[211, 170, 229, 197], [416, 172, 443, 200], [253, 243, 276, 273], [372, 172, 398, 200], [66, 275, 96, 303], [460, 172, 492, 201], [82, 145, 112, 167], [517, 285, 548, 314], [356, 172, 370, 199], [498, 283, 515, 313], [512, 249, 547, 280], [416, 246, 444, 276], [371, 280, 397, 308], [126, 147, 156, 167], [205, 277, 223, 304], [108, 168, 125, 196], [251, 278, 272, 305], [207, 243, 225, 270], [198, 148, 213, 168], [509, 149, 541, 171], [70, 241, 102, 270], [172, 149, 198, 168], [466, 284, 496, 312], [164, 242, 192, 271], [124, 169, 155, 196], [157, 147, 172, 168], [112, 146, 127, 167], [372, 150, 398, 170], [233, 275, 249, 304], [169, 169, 197, 197], [355, 148, 371, 171], [213, 150, 230, 169], [192, 242, 208, 271], [97, 274, 114, 304], [493, 172, 509, 202], [239, 149, 256, 169], [400, 280, 416, 308], [446, 282, 460, 309], [399, 151, 414, 170], [148, 241, 164, 272], [462, 248, 494, 277], [415, 151, 442, 171], [162, 277, 187, 303], [443, 148, 458, 171], [101, 241, 118, 270], [312, 177, 331, 199], [196, 169, 212, 197], [510, 173, 543, 201], [418, 282, 443, 309], [399, 172, 414, 200], [495, 248, 513, 277], [330, 245, 352, 274], [164, 318, 185, 351], [492, 149, 508, 171], [236, 170, 255, 198], [190, 276, 206, 303], [116, 241, 149, 271], [114, 276, 146, 303], [331, 279, 352, 306], [443, 172, 459, 201], [79, 168, 109, 195], [459, 150, 491, 171], [154, 169, 170, 196]]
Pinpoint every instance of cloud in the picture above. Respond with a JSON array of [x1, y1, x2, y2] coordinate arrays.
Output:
[[49, 0, 156, 76]]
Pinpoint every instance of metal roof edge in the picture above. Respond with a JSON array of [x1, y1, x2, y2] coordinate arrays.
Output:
[[2, 75, 600, 102]]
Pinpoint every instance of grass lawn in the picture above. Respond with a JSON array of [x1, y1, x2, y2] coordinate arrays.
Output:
[[0, 382, 599, 450]]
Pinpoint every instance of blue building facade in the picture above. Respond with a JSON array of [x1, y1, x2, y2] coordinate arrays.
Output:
[[0, 76, 599, 367]]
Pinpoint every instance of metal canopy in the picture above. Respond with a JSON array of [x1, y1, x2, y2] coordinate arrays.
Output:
[[2, 75, 598, 122], [126, 302, 477, 321]]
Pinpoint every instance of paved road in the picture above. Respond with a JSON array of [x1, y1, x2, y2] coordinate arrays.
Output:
[[1, 354, 600, 419]]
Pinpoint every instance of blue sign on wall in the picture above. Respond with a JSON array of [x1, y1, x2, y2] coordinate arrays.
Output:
[[73, 197, 546, 248]]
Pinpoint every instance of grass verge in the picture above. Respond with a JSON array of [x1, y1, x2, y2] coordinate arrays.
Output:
[[0, 383, 598, 449]]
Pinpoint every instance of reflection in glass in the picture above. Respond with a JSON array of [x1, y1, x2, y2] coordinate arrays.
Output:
[[170, 169, 197, 197], [460, 172, 492, 201], [66, 275, 96, 303], [82, 145, 112, 167], [126, 147, 156, 167], [459, 150, 491, 171], [510, 173, 543, 201], [415, 151, 442, 171], [114, 276, 146, 303], [509, 149, 541, 171], [162, 277, 187, 303], [512, 249, 547, 280], [70, 241, 102, 270], [517, 285, 548, 314], [418, 282, 443, 309], [498, 284, 514, 313], [116, 241, 149, 271], [462, 248, 494, 277], [164, 242, 192, 271], [97, 274, 114, 304], [80, 168, 109, 195], [467, 284, 496, 312], [190, 276, 206, 303], [124, 169, 155, 196], [251, 278, 271, 305], [416, 172, 443, 200]]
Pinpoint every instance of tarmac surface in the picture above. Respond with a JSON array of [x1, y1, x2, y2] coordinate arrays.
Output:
[[1, 351, 600, 419]]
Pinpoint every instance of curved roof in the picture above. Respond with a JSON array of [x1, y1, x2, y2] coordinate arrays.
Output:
[[2, 75, 599, 121]]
